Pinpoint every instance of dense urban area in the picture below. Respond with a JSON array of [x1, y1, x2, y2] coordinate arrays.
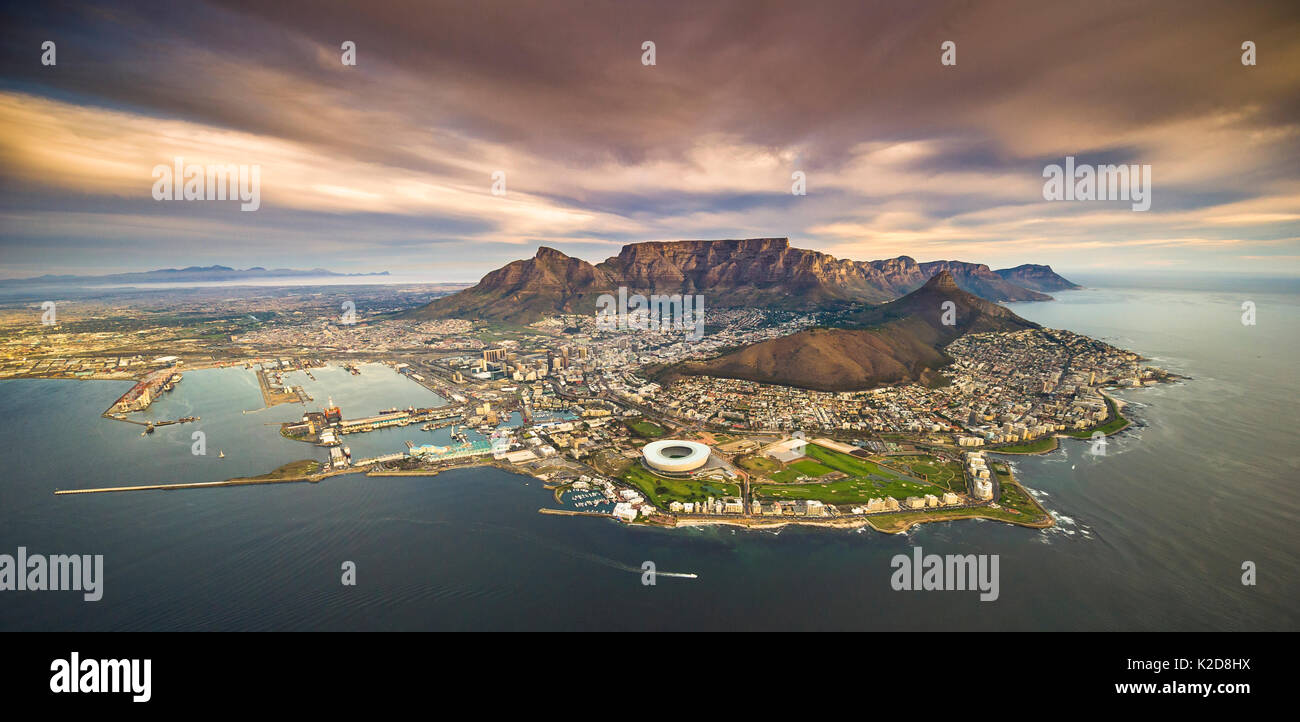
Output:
[[5, 282, 1173, 532]]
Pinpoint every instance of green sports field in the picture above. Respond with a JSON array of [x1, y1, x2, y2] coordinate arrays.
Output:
[[752, 443, 946, 504], [626, 419, 668, 438], [788, 458, 833, 476], [620, 464, 740, 507]]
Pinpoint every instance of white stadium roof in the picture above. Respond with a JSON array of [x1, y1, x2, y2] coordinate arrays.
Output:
[[642, 439, 711, 473]]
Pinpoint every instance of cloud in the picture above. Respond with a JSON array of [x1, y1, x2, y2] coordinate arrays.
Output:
[[0, 0, 1297, 275]]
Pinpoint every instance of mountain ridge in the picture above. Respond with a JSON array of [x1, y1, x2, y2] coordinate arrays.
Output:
[[404, 238, 1074, 323], [652, 271, 1041, 392], [994, 264, 1083, 292]]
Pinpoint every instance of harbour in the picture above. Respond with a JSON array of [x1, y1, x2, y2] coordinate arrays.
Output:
[[1, 286, 1296, 631]]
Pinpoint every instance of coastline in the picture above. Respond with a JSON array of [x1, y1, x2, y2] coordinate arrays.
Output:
[[39, 360, 1166, 535], [53, 432, 1060, 534], [668, 506, 1054, 534], [985, 385, 1144, 456]]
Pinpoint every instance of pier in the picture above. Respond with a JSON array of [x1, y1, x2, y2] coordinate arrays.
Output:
[[538, 508, 612, 519], [103, 369, 182, 416], [54, 463, 363, 495], [255, 366, 304, 407], [103, 415, 200, 430]]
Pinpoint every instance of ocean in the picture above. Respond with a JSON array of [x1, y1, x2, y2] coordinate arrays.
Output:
[[1, 282, 1296, 631]]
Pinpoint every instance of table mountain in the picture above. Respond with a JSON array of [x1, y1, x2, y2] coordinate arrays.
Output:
[[404, 238, 1063, 324]]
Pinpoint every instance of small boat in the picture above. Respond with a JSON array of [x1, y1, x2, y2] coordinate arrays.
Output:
[[218, 450, 226, 458]]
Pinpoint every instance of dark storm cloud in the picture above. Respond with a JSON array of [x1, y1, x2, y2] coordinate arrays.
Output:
[[6, 0, 1295, 170], [1, 0, 1298, 275]]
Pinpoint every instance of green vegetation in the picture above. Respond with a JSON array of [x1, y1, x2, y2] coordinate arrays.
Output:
[[736, 455, 779, 474], [626, 419, 667, 438], [891, 454, 965, 492], [473, 322, 537, 342], [788, 459, 833, 477], [990, 463, 1047, 522], [991, 436, 1058, 454], [620, 464, 740, 507], [1062, 395, 1129, 438], [866, 506, 1039, 532], [236, 459, 321, 481], [754, 476, 933, 504], [752, 443, 944, 504]]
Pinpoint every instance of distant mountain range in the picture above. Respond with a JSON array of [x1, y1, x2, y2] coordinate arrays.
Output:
[[654, 271, 1040, 392], [993, 264, 1083, 292], [1, 265, 390, 286], [404, 238, 1078, 324]]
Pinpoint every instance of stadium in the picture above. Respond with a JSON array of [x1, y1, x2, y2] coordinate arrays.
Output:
[[641, 439, 712, 476]]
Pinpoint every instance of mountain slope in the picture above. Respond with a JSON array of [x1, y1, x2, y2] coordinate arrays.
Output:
[[993, 264, 1082, 292], [656, 271, 1039, 392], [915, 260, 1051, 301], [413, 247, 613, 322], [405, 238, 1065, 323], [837, 268, 1041, 335]]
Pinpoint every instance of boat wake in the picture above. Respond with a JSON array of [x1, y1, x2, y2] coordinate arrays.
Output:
[[369, 516, 698, 579]]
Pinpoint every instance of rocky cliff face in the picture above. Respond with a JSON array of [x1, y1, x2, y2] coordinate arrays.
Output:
[[599, 238, 901, 304], [404, 238, 1067, 323], [994, 264, 1083, 292], [914, 260, 1051, 301], [839, 270, 1041, 334], [412, 246, 612, 322]]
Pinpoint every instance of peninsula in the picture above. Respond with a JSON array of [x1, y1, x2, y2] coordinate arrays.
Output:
[[16, 239, 1179, 534]]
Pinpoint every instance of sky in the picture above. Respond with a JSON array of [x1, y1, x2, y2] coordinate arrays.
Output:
[[1, 0, 1298, 281]]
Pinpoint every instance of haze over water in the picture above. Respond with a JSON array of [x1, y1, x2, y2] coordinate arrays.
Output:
[[0, 283, 1296, 631]]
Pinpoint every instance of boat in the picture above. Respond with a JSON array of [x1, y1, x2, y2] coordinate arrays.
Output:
[[218, 450, 225, 458]]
